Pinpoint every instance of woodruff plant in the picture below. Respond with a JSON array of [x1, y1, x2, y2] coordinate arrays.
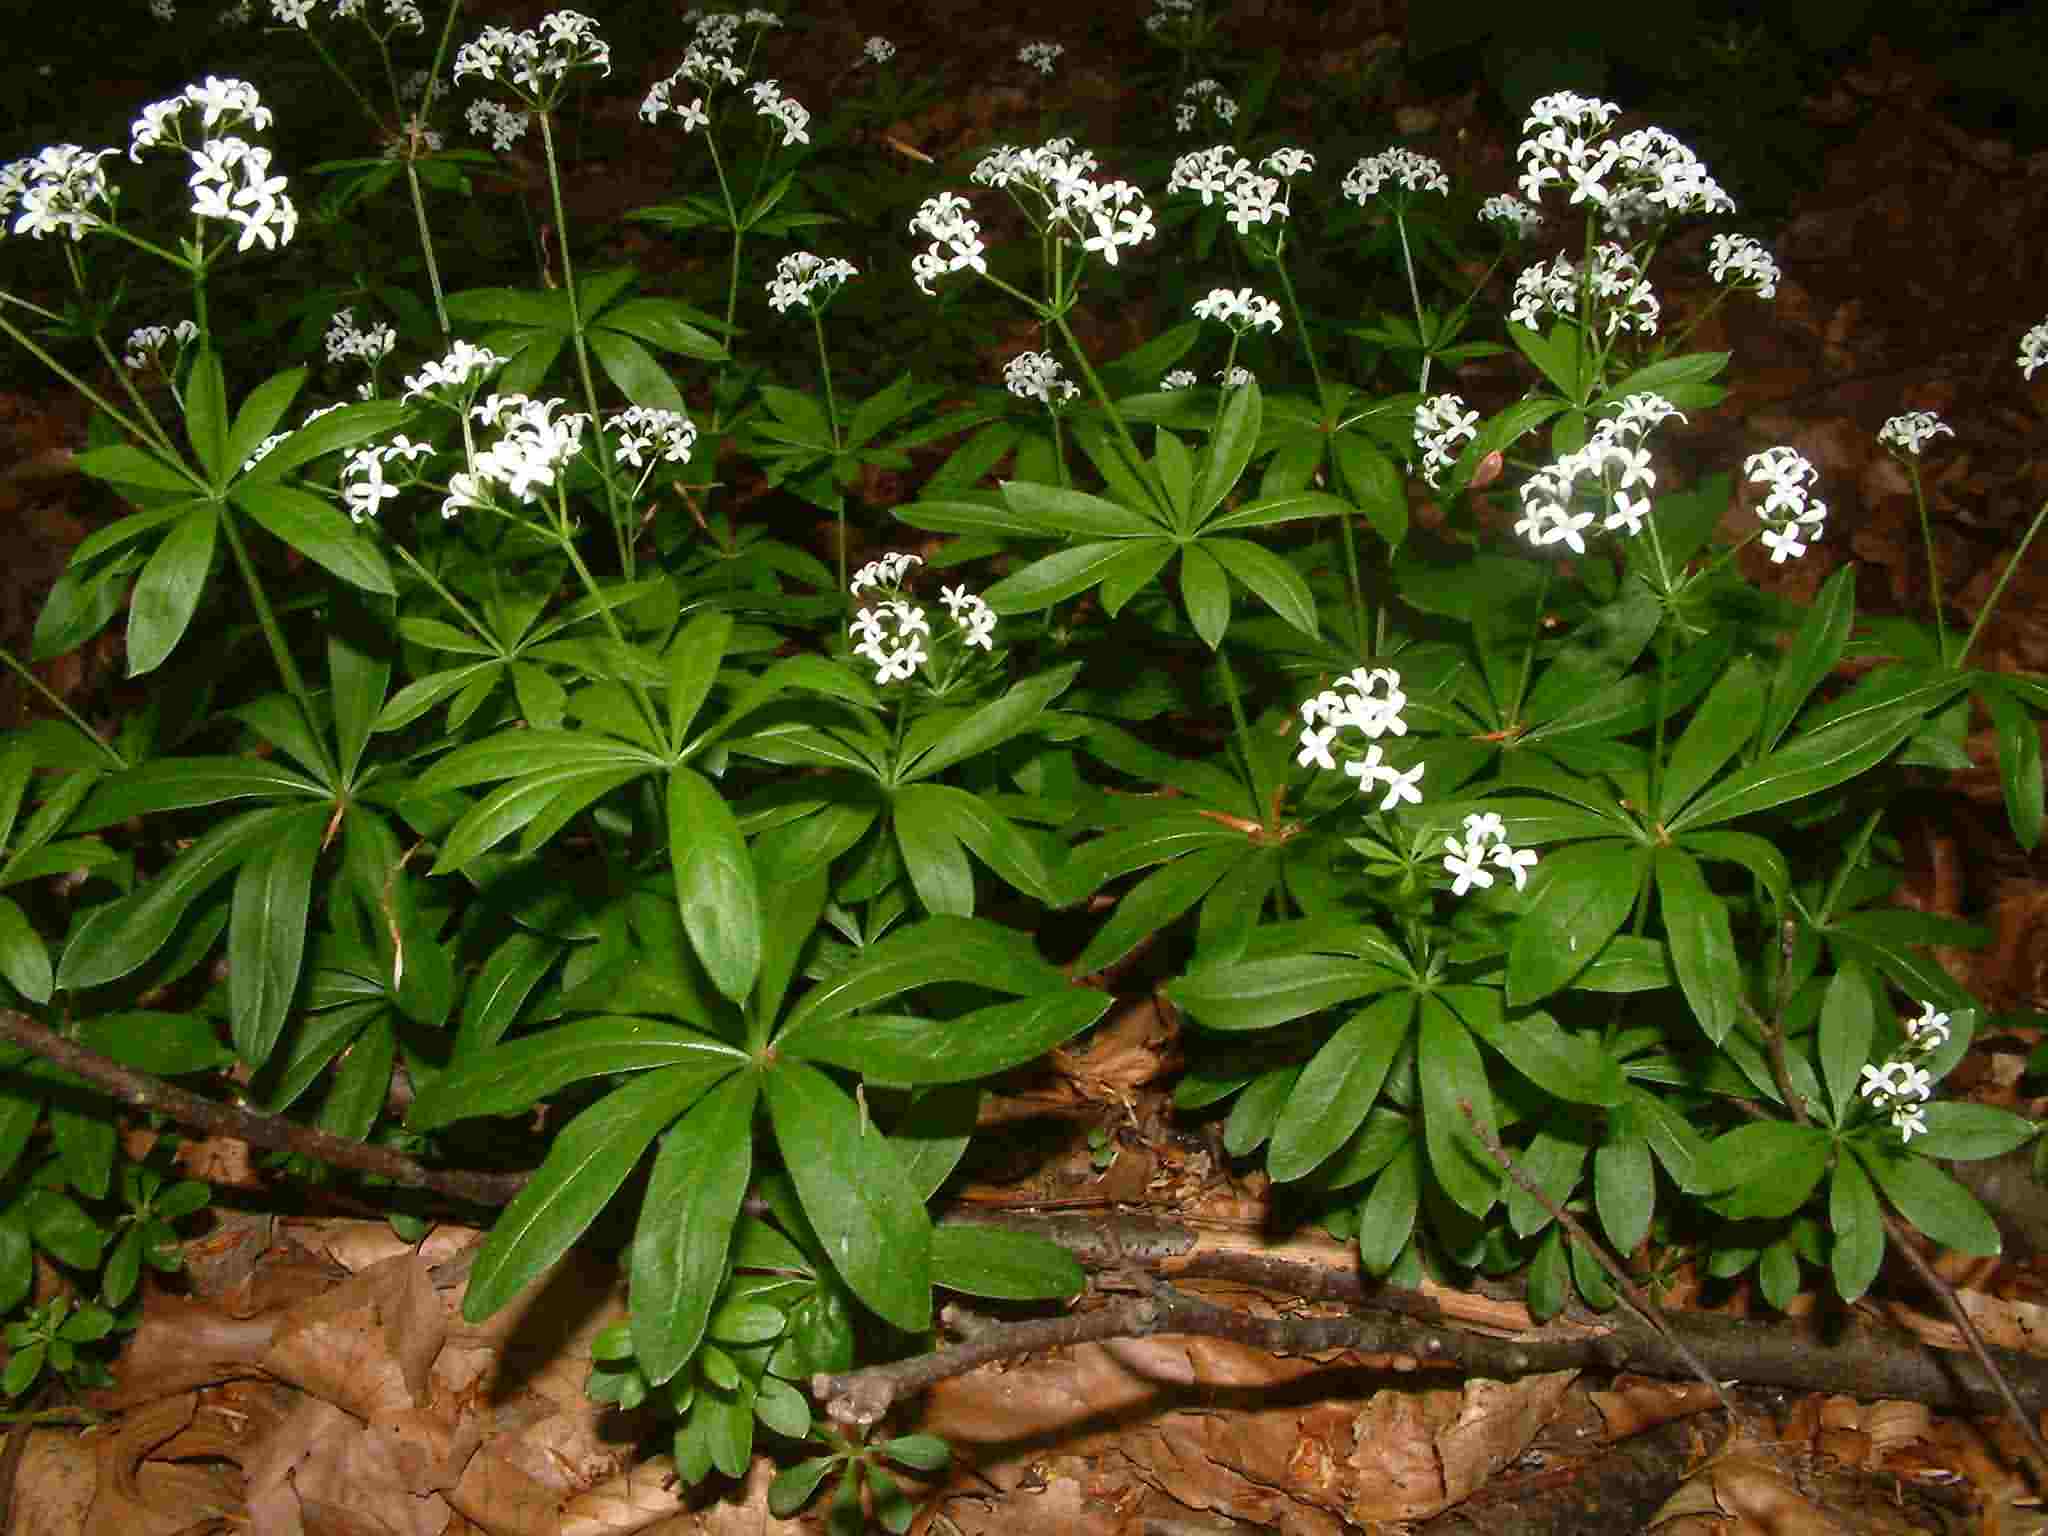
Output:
[[0, 3, 2044, 1508]]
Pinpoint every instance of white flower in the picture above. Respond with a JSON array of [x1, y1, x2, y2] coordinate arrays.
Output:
[[402, 339, 508, 402], [1443, 837, 1496, 896], [862, 36, 895, 64], [767, 251, 857, 313], [1442, 811, 1537, 895], [1018, 40, 1063, 76], [2019, 319, 2048, 381], [1296, 725, 1338, 772], [1342, 148, 1450, 203], [1413, 393, 1479, 490], [1707, 233, 1780, 300], [454, 9, 609, 106], [1746, 445, 1826, 563], [1905, 1001, 1952, 1052], [341, 448, 399, 522], [850, 552, 923, 597], [609, 405, 696, 470], [1004, 351, 1077, 406], [1859, 1061, 1908, 1102], [1892, 1103, 1928, 1141], [850, 600, 937, 684], [1159, 369, 1197, 391], [1478, 194, 1543, 238], [1877, 411, 1954, 458], [1489, 842, 1538, 890], [466, 99, 532, 152]]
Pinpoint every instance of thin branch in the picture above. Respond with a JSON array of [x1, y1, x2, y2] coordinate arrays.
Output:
[[1455, 1098, 1757, 1440], [0, 1010, 527, 1207]]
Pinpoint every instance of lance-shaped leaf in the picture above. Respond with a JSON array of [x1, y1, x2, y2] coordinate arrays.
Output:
[[127, 503, 219, 676], [931, 1224, 1084, 1300], [1267, 992, 1412, 1183], [1506, 840, 1646, 1005], [228, 804, 329, 1066], [1653, 848, 1743, 1045], [896, 663, 1078, 784], [231, 481, 395, 596], [408, 1015, 745, 1130], [764, 1059, 931, 1332], [777, 990, 1109, 1084], [997, 480, 1165, 537], [462, 1064, 711, 1322], [1759, 562, 1854, 752], [631, 1070, 759, 1384], [1669, 702, 1928, 833], [667, 609, 732, 755], [669, 766, 763, 1005], [777, 915, 1066, 1038]]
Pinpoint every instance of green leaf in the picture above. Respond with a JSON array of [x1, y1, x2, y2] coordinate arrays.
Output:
[[589, 327, 686, 413], [50, 1097, 114, 1199], [408, 1016, 744, 1130], [1861, 1147, 2000, 1256], [1168, 954, 1401, 1033], [231, 481, 396, 596], [1816, 960, 1876, 1125], [764, 1060, 931, 1332], [0, 898, 51, 1005], [1073, 842, 1240, 977], [1667, 704, 1926, 833], [1449, 990, 1623, 1104], [1154, 427, 1193, 523], [1193, 373, 1260, 522], [1657, 657, 1766, 820], [666, 610, 731, 755], [1909, 1102, 2040, 1162], [631, 1071, 759, 1385], [1418, 996, 1500, 1217], [983, 541, 1148, 613], [126, 503, 218, 676], [769, 1458, 838, 1519], [1204, 536, 1318, 638], [416, 728, 663, 795], [1506, 841, 1645, 1005], [1653, 848, 1743, 1045], [1268, 993, 1412, 1183], [184, 347, 228, 481], [222, 366, 308, 478], [1982, 681, 2044, 852], [1697, 1122, 1830, 1220], [72, 756, 325, 830], [898, 663, 1077, 784], [593, 296, 728, 360], [1828, 1152, 1884, 1302], [668, 767, 763, 1006], [57, 805, 295, 991], [1594, 1134, 1653, 1255], [779, 990, 1109, 1085], [997, 479, 1164, 537], [892, 788, 973, 917], [228, 805, 327, 1066], [1357, 1141, 1420, 1275], [778, 916, 1066, 1038], [73, 444, 201, 495], [73, 1011, 231, 1074], [1760, 564, 1854, 752], [931, 1223, 1085, 1300], [1178, 545, 1231, 650], [462, 1065, 701, 1322]]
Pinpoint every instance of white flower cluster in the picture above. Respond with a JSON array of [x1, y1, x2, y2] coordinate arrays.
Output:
[[324, 306, 395, 368], [1707, 233, 1779, 300], [1513, 393, 1687, 553], [1478, 194, 1543, 238], [125, 78, 298, 253], [466, 99, 532, 152], [1516, 91, 1734, 232], [1146, 0, 1197, 34], [1018, 41, 1064, 76], [641, 47, 734, 130], [1743, 446, 1828, 564], [453, 10, 610, 106], [401, 339, 508, 403], [272, 0, 422, 28], [1441, 812, 1537, 896], [908, 192, 988, 294], [1217, 366, 1254, 390], [970, 138, 1157, 266], [863, 36, 895, 64], [1858, 1001, 1953, 1142], [1413, 394, 1479, 490], [436, 394, 590, 519], [746, 80, 811, 148], [1174, 79, 1238, 134], [850, 551, 922, 596], [151, 0, 175, 21], [1191, 286, 1282, 335], [767, 251, 855, 313], [1166, 144, 1305, 236], [2017, 318, 2048, 381], [1877, 411, 1954, 458], [122, 320, 199, 372], [1296, 669, 1425, 812], [1160, 369, 1198, 391], [609, 405, 697, 469], [1340, 147, 1449, 203], [1005, 351, 1078, 406], [0, 147, 117, 242], [846, 555, 998, 684], [1510, 242, 1659, 337], [339, 434, 433, 522]]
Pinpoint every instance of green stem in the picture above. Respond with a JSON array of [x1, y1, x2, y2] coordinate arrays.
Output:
[[217, 511, 338, 784], [1907, 462, 1949, 662], [403, 160, 451, 339], [1958, 494, 2048, 669], [1049, 310, 1164, 523], [548, 489, 664, 744], [535, 109, 627, 575], [810, 305, 847, 593], [0, 311, 171, 464], [1393, 209, 1430, 395], [1214, 645, 1273, 824], [0, 648, 125, 769], [1270, 254, 1324, 400]]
